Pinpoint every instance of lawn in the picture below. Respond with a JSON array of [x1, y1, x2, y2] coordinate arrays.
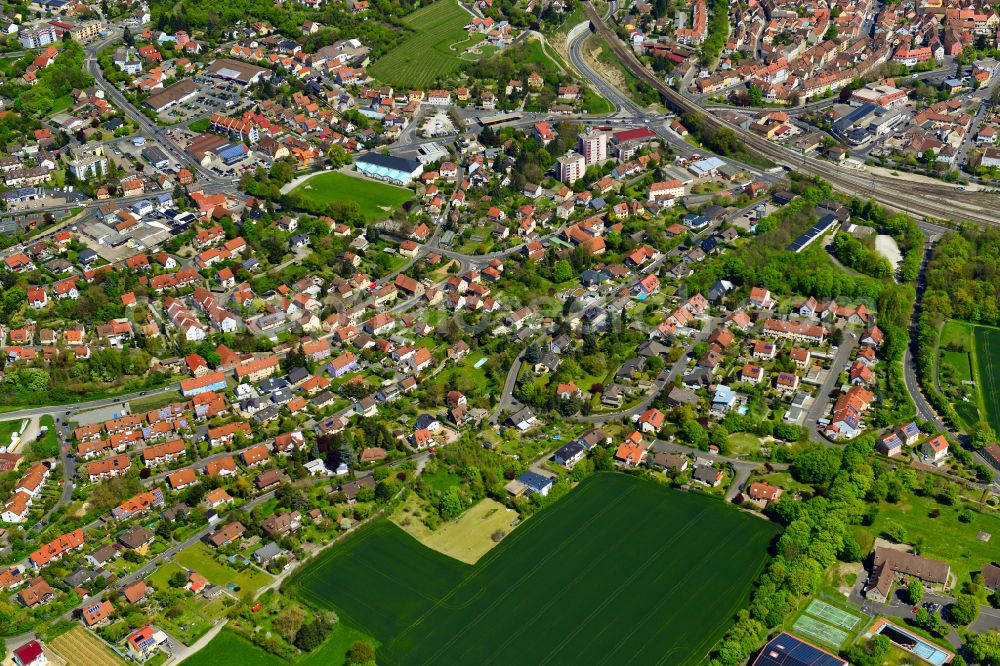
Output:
[[872, 492, 1000, 585], [298, 623, 380, 666], [50, 626, 124, 666], [581, 86, 615, 114], [287, 473, 778, 665], [156, 596, 225, 645], [173, 542, 273, 595], [728, 432, 766, 456], [51, 93, 74, 113], [424, 352, 492, 396], [972, 324, 1000, 432], [291, 171, 412, 222], [0, 417, 27, 450], [420, 467, 462, 494], [183, 624, 377, 666], [128, 391, 185, 414], [940, 350, 972, 383], [391, 495, 520, 564], [368, 0, 473, 87], [938, 320, 983, 428], [180, 629, 283, 666], [150, 562, 185, 590], [189, 118, 211, 133], [34, 415, 59, 458]]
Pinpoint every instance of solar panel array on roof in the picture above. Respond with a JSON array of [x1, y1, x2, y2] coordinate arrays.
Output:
[[787, 214, 838, 253], [752, 633, 847, 666]]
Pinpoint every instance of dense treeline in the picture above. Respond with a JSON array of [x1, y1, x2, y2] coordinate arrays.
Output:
[[923, 227, 1000, 326], [830, 232, 892, 278], [847, 200, 924, 282], [916, 226, 1000, 436], [710, 436, 917, 664], [2, 41, 94, 117], [681, 112, 772, 168], [686, 180, 886, 302]]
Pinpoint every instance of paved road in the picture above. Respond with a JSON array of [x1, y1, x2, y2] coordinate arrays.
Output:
[[803, 336, 858, 443], [0, 384, 180, 424], [651, 439, 789, 501], [575, 316, 721, 424], [848, 577, 1000, 649], [83, 29, 227, 188]]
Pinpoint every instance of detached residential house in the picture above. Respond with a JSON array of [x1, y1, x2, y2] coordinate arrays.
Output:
[[921, 435, 949, 462]]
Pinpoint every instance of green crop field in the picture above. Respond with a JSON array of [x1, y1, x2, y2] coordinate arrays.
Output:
[[287, 473, 778, 665], [368, 0, 473, 87], [973, 324, 1000, 431], [291, 172, 412, 222]]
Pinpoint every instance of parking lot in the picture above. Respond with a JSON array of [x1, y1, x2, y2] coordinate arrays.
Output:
[[157, 74, 250, 124]]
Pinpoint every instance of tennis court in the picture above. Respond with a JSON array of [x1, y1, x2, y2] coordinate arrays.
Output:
[[792, 615, 849, 647], [805, 600, 861, 630]]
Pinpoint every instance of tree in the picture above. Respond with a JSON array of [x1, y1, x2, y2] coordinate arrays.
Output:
[[439, 486, 462, 520], [553, 260, 574, 283], [966, 631, 1000, 665], [294, 622, 323, 651], [346, 641, 376, 665], [949, 593, 979, 626], [327, 144, 352, 168], [679, 419, 708, 449], [908, 579, 924, 605], [747, 84, 763, 106], [273, 605, 306, 642]]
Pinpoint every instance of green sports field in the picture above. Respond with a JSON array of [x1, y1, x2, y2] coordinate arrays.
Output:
[[368, 0, 473, 87], [291, 171, 412, 222], [286, 473, 778, 665]]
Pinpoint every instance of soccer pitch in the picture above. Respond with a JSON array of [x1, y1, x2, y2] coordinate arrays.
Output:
[[287, 473, 778, 665]]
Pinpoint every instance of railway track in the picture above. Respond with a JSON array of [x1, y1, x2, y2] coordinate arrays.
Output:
[[582, 2, 1000, 226]]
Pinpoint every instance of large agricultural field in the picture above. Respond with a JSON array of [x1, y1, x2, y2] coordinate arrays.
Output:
[[291, 172, 412, 222], [49, 626, 125, 666], [368, 0, 474, 87], [286, 473, 778, 665]]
